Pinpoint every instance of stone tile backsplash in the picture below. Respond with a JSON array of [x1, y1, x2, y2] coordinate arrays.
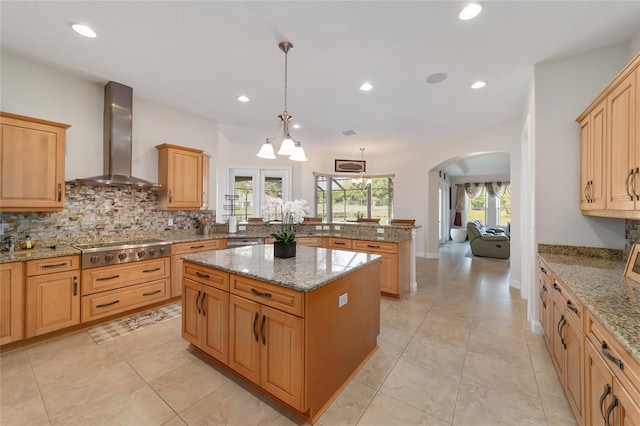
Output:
[[626, 219, 640, 259], [0, 183, 214, 242]]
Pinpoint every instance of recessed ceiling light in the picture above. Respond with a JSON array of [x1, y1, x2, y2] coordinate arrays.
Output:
[[71, 24, 97, 38], [292, 123, 301, 129], [237, 95, 250, 102], [359, 82, 373, 91], [459, 3, 482, 20], [426, 73, 448, 84], [471, 81, 487, 89]]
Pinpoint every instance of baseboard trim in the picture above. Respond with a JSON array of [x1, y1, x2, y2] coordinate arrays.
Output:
[[509, 279, 521, 289], [415, 251, 428, 258], [425, 252, 439, 259]]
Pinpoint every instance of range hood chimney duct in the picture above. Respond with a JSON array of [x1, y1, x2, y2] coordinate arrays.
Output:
[[75, 81, 160, 188]]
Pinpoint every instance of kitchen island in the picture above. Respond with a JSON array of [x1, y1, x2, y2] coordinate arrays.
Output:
[[181, 245, 382, 424]]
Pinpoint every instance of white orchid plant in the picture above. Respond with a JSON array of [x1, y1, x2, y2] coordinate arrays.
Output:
[[263, 197, 310, 243]]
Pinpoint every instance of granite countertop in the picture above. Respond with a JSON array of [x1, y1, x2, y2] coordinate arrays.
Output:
[[182, 245, 381, 292], [0, 245, 81, 263], [539, 252, 640, 364], [162, 231, 411, 244]]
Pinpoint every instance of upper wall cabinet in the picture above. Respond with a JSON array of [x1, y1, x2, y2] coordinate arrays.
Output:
[[577, 53, 640, 219], [156, 144, 209, 210], [0, 112, 70, 212]]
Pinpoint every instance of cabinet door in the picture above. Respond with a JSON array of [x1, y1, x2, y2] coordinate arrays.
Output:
[[564, 314, 585, 424], [580, 114, 592, 210], [590, 103, 607, 209], [551, 294, 565, 379], [538, 276, 552, 349], [229, 294, 261, 385], [166, 148, 202, 209], [182, 278, 202, 347], [260, 305, 304, 411], [0, 262, 24, 345], [201, 152, 210, 210], [0, 115, 67, 211], [379, 253, 398, 295], [26, 270, 79, 337], [613, 378, 640, 426], [607, 72, 636, 210], [171, 256, 184, 297], [585, 341, 613, 426], [201, 285, 229, 364]]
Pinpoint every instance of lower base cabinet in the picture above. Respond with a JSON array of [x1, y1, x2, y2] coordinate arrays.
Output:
[[0, 262, 24, 345]]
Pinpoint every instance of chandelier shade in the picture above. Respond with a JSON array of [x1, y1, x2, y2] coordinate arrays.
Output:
[[257, 41, 307, 161]]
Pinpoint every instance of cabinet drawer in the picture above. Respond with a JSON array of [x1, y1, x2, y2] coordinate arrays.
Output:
[[587, 312, 640, 393], [81, 278, 169, 322], [172, 239, 226, 255], [296, 237, 324, 247], [538, 258, 553, 281], [230, 274, 303, 317], [326, 238, 352, 249], [553, 277, 584, 329], [353, 240, 398, 254], [81, 258, 170, 295], [26, 256, 80, 276], [183, 263, 228, 291]]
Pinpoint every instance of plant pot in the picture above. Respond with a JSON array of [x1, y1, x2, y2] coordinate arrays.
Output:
[[274, 241, 296, 258]]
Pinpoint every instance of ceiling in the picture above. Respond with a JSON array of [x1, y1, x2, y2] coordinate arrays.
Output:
[[1, 1, 639, 170]]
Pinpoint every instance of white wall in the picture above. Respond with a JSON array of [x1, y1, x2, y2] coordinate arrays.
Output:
[[1, 51, 218, 195], [534, 44, 629, 248], [629, 28, 640, 60]]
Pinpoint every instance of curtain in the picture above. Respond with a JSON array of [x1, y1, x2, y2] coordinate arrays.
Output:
[[453, 184, 466, 226], [464, 182, 484, 198], [485, 182, 508, 198]]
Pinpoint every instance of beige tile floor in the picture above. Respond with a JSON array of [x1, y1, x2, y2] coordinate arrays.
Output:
[[0, 242, 577, 425]]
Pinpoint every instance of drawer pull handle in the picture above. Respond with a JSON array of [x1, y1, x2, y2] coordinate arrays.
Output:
[[334, 241, 346, 245], [599, 384, 611, 423], [58, 183, 62, 202], [251, 288, 272, 298], [627, 169, 634, 200], [201, 293, 206, 316], [169, 189, 173, 204], [601, 341, 624, 370], [557, 315, 566, 349], [367, 244, 381, 248], [143, 267, 161, 273], [195, 271, 210, 279], [196, 290, 202, 314], [260, 314, 266, 345], [190, 245, 205, 249], [604, 395, 618, 426], [143, 290, 162, 297], [253, 312, 259, 342], [566, 300, 579, 315], [97, 275, 120, 281], [41, 262, 68, 269], [552, 282, 562, 293], [539, 286, 547, 308], [539, 266, 547, 274], [96, 300, 119, 308], [73, 277, 78, 296]]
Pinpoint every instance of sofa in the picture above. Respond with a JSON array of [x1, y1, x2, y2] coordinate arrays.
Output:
[[466, 220, 510, 259]]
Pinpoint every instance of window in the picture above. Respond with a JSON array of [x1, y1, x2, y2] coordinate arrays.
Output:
[[467, 188, 487, 223], [498, 185, 511, 226], [228, 167, 290, 222], [315, 173, 394, 223]]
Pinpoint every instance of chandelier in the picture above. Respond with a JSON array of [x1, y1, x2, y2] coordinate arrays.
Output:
[[257, 41, 307, 162], [352, 148, 371, 190]]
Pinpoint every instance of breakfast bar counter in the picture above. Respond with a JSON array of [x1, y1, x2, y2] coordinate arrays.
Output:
[[181, 245, 382, 424]]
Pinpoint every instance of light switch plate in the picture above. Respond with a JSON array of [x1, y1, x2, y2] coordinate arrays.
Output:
[[334, 225, 341, 231], [338, 293, 348, 308], [376, 228, 384, 234], [323, 225, 330, 230], [315, 225, 322, 230], [239, 225, 246, 231], [168, 218, 174, 226]]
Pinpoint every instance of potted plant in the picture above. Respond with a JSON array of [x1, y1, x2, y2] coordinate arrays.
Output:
[[263, 198, 309, 258]]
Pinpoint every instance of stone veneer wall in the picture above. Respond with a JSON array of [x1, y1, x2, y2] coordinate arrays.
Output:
[[0, 184, 214, 242], [625, 219, 640, 259]]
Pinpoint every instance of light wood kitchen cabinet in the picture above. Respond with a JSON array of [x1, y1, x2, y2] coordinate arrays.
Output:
[[0, 112, 69, 212], [182, 263, 229, 364], [352, 239, 410, 298], [170, 239, 226, 297], [325, 238, 352, 249], [295, 236, 324, 247], [577, 53, 640, 218], [0, 262, 24, 345], [579, 100, 606, 210], [25, 256, 80, 338], [538, 257, 553, 350], [156, 143, 204, 210], [201, 151, 211, 210]]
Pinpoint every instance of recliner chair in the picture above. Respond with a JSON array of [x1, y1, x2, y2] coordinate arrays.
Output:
[[467, 221, 510, 259]]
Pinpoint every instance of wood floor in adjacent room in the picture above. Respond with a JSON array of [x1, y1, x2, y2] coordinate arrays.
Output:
[[0, 242, 576, 425]]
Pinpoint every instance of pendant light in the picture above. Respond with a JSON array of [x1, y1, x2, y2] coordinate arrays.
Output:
[[352, 148, 371, 190], [257, 41, 307, 161]]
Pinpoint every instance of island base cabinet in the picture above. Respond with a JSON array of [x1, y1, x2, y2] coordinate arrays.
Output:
[[26, 270, 80, 338], [612, 378, 640, 426], [182, 278, 229, 364], [228, 294, 304, 412]]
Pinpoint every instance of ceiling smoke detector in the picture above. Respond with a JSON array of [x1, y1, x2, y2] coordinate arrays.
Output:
[[426, 73, 448, 84], [342, 130, 359, 136]]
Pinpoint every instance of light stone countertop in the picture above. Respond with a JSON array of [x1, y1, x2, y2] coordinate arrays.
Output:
[[0, 245, 81, 263], [539, 253, 640, 363], [182, 245, 381, 292]]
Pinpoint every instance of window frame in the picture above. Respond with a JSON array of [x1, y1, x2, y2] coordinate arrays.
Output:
[[227, 166, 292, 220]]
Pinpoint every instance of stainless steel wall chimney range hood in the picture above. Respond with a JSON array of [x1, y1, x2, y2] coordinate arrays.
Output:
[[76, 81, 160, 188]]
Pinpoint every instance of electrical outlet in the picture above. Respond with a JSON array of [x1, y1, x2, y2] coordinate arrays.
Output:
[[315, 225, 322, 230], [334, 225, 341, 231], [239, 225, 246, 231], [338, 293, 348, 308], [376, 228, 384, 234], [168, 218, 174, 226], [323, 225, 330, 230]]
